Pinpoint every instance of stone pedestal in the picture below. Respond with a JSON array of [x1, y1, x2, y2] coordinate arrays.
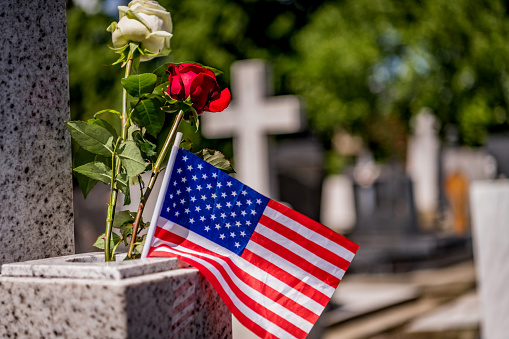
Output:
[[0, 253, 232, 338], [0, 0, 74, 264], [470, 180, 509, 339]]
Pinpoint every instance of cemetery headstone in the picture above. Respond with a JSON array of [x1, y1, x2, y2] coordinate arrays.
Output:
[[202, 59, 303, 197], [0, 0, 74, 264], [486, 135, 509, 177], [441, 147, 497, 233], [275, 135, 324, 221], [470, 180, 509, 339], [406, 110, 440, 227], [0, 253, 232, 338], [321, 175, 356, 234]]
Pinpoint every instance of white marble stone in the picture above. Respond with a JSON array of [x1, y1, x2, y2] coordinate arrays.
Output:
[[320, 175, 356, 233], [406, 292, 479, 333], [0, 252, 232, 338], [470, 180, 509, 339], [202, 60, 303, 197], [0, 0, 74, 264], [406, 109, 440, 218]]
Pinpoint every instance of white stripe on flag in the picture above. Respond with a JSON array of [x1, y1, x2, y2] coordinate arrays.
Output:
[[245, 237, 336, 297], [154, 221, 325, 316], [154, 246, 300, 339], [263, 206, 356, 262], [159, 239, 315, 332], [255, 223, 346, 280]]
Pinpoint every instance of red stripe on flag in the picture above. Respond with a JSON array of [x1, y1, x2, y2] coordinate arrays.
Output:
[[163, 246, 309, 338], [267, 199, 359, 254], [258, 214, 352, 271], [249, 231, 340, 288], [152, 227, 320, 324], [151, 246, 295, 339], [241, 248, 330, 307]]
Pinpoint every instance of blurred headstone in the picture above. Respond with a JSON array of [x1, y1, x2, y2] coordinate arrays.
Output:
[[486, 135, 509, 177], [0, 0, 74, 264], [406, 109, 440, 227], [441, 147, 497, 233], [275, 135, 324, 221], [352, 155, 418, 235], [321, 175, 356, 234], [202, 59, 303, 197], [470, 180, 509, 339]]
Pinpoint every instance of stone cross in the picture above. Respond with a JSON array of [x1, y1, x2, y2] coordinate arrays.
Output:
[[202, 60, 303, 197], [0, 0, 74, 264]]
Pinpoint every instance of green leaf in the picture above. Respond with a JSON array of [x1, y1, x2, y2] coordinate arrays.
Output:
[[180, 138, 193, 151], [73, 161, 112, 184], [93, 232, 122, 250], [133, 130, 157, 157], [72, 142, 98, 198], [116, 172, 131, 205], [121, 73, 157, 98], [153, 81, 169, 96], [94, 109, 122, 137], [134, 234, 147, 255], [118, 140, 147, 177], [120, 223, 133, 245], [131, 98, 165, 137], [65, 121, 115, 157], [194, 149, 235, 174], [112, 210, 136, 228], [88, 118, 118, 140], [152, 62, 171, 86]]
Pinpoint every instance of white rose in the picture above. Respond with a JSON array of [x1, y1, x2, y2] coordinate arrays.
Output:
[[109, 0, 173, 61]]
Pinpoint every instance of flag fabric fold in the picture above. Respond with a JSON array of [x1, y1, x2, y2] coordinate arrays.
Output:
[[145, 148, 359, 339]]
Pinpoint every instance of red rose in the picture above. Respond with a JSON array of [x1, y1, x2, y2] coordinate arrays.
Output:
[[166, 63, 231, 115]]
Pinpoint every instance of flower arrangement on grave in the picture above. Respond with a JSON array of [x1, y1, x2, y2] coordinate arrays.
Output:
[[65, 0, 233, 261]]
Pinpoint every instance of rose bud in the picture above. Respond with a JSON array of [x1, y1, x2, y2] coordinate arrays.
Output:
[[108, 0, 172, 61], [167, 63, 231, 115]]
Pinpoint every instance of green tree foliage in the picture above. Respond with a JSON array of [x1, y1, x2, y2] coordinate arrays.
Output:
[[68, 0, 509, 162], [289, 0, 509, 159]]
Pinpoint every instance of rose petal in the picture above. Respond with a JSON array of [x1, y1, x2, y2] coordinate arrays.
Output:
[[190, 73, 219, 113], [167, 65, 185, 101], [205, 88, 231, 113]]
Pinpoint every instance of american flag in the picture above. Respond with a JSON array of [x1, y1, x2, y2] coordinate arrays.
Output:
[[145, 148, 359, 339]]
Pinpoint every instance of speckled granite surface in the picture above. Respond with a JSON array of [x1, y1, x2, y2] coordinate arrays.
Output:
[[0, 253, 232, 338], [0, 0, 74, 264]]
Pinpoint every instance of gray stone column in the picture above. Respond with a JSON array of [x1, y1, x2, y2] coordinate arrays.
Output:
[[0, 0, 74, 264]]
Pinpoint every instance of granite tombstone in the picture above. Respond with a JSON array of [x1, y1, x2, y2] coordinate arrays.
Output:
[[0, 0, 74, 264]]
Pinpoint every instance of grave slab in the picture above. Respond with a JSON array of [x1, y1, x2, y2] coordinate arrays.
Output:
[[470, 180, 509, 339], [322, 281, 420, 327], [406, 292, 479, 334], [0, 253, 232, 339], [0, 0, 74, 264]]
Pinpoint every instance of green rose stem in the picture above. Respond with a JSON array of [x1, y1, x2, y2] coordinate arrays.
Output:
[[127, 109, 184, 258], [105, 58, 134, 262]]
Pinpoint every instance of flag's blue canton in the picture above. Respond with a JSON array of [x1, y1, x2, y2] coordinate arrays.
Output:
[[160, 149, 270, 255]]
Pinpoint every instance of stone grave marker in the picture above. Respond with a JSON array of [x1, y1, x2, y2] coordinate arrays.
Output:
[[486, 135, 509, 177], [275, 135, 325, 221], [320, 175, 356, 234], [406, 109, 440, 227], [0, 0, 74, 264], [202, 59, 303, 197], [470, 179, 509, 339], [0, 3, 233, 337]]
